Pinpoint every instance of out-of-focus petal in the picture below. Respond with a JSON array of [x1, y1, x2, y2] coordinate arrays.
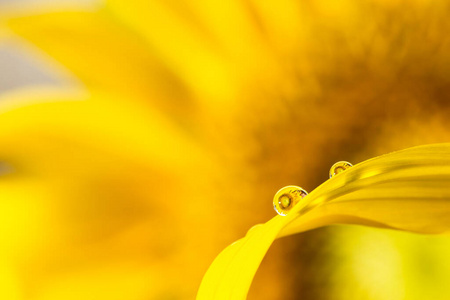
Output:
[[104, 0, 285, 111], [197, 144, 450, 299], [5, 11, 195, 117], [0, 90, 218, 298], [0, 90, 203, 170]]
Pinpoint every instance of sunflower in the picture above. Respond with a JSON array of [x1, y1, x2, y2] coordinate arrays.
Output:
[[1, 0, 450, 300]]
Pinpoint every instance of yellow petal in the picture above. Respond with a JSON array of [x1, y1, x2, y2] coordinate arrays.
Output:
[[197, 143, 450, 299], [0, 88, 206, 249], [0, 89, 203, 171], [105, 0, 238, 107], [105, 0, 289, 111], [0, 89, 222, 298], [6, 10, 195, 117]]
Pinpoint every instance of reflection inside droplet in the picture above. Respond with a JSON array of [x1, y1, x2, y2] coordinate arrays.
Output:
[[279, 195, 291, 208], [329, 161, 353, 178], [273, 185, 308, 216]]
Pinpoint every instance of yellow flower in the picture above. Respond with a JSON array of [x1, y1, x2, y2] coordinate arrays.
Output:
[[1, 1, 450, 300]]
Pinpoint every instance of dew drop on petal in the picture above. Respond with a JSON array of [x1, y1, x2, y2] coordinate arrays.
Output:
[[329, 161, 353, 178], [273, 185, 308, 216]]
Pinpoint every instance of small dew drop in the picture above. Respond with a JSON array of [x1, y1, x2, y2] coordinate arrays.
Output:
[[273, 185, 308, 216], [329, 161, 353, 178]]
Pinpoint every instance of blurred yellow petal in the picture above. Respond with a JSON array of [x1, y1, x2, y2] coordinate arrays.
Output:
[[104, 0, 287, 111], [0, 89, 209, 234], [197, 143, 450, 299], [34, 264, 155, 300], [0, 89, 219, 298], [6, 11, 195, 117], [105, 0, 233, 103], [0, 89, 204, 169]]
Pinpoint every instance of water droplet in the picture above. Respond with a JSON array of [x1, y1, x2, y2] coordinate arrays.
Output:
[[273, 185, 308, 216], [329, 161, 353, 178]]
